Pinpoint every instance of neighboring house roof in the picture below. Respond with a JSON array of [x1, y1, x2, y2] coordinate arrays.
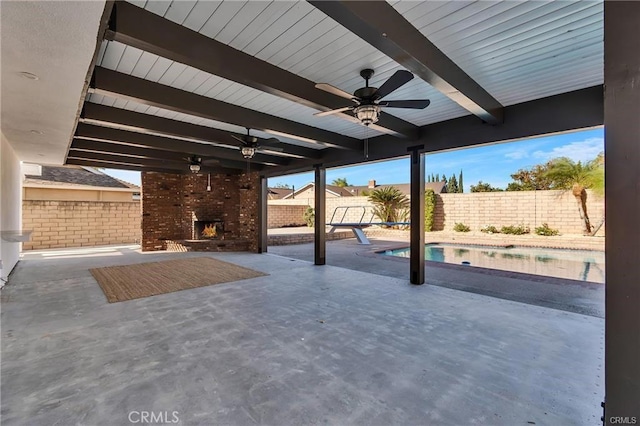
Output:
[[267, 188, 293, 199], [281, 182, 354, 199], [344, 181, 448, 195], [24, 165, 139, 190]]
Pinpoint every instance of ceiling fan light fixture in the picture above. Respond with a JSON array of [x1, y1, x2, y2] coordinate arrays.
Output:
[[241, 146, 256, 159], [355, 104, 380, 126], [189, 164, 201, 173]]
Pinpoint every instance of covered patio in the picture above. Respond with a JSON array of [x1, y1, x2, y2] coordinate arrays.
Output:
[[2, 246, 602, 424], [1, 0, 638, 423]]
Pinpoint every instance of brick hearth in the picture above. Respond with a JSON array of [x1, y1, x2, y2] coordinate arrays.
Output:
[[141, 171, 259, 252]]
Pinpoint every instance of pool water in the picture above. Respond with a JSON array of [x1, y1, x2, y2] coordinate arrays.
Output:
[[383, 243, 605, 283]]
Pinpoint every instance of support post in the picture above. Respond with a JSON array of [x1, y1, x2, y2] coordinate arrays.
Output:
[[408, 146, 425, 284], [257, 175, 268, 254], [604, 1, 640, 422], [314, 165, 326, 265]]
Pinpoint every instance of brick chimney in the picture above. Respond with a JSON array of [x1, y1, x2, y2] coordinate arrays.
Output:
[[368, 180, 376, 188]]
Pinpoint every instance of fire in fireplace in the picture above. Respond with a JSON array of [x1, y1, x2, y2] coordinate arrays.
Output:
[[193, 220, 224, 240]]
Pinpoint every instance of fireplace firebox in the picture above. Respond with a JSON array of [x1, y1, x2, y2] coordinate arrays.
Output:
[[193, 220, 224, 240]]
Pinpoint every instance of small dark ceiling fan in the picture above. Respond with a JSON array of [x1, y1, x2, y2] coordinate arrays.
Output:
[[314, 69, 430, 126], [231, 128, 283, 159], [184, 154, 219, 173]]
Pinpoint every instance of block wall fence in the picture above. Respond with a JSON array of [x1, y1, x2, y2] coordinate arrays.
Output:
[[268, 190, 605, 235], [22, 200, 140, 250], [22, 188, 605, 251]]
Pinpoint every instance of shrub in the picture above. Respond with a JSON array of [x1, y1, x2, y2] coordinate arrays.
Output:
[[535, 223, 559, 236], [424, 189, 436, 231], [368, 187, 409, 225], [302, 206, 315, 227], [480, 225, 500, 234], [501, 224, 530, 235], [453, 222, 471, 232]]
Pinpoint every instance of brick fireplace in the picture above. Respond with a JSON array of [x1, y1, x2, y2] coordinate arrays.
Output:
[[141, 171, 260, 252]]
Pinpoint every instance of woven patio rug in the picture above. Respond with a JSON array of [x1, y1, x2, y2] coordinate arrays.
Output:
[[90, 257, 267, 303]]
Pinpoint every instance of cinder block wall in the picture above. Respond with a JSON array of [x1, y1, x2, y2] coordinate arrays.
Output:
[[434, 190, 604, 234], [267, 205, 307, 228], [22, 200, 141, 250], [268, 190, 604, 235]]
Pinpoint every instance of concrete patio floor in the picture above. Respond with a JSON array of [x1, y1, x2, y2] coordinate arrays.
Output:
[[1, 245, 603, 425], [269, 238, 605, 318]]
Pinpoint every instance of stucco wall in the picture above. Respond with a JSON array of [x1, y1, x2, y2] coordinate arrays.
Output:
[[22, 201, 141, 250], [0, 132, 23, 281]]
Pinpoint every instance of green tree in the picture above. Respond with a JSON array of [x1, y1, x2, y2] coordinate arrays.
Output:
[[367, 186, 409, 226], [435, 174, 440, 182], [543, 154, 604, 235], [506, 164, 553, 191], [470, 181, 503, 192], [458, 170, 464, 193], [447, 174, 459, 193], [331, 177, 350, 187]]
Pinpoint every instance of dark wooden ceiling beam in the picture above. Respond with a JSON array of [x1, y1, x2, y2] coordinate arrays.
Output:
[[105, 1, 418, 139], [265, 85, 603, 177], [74, 123, 283, 167], [66, 158, 187, 174], [90, 67, 362, 151], [67, 151, 242, 174], [70, 139, 251, 170], [309, 0, 505, 125], [81, 103, 321, 160]]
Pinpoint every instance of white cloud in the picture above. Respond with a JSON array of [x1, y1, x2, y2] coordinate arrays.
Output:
[[504, 150, 529, 160], [532, 137, 604, 163]]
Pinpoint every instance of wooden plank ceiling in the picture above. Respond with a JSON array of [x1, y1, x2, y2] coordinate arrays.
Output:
[[68, 0, 604, 175]]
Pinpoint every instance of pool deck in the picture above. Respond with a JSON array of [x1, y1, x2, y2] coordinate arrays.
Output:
[[269, 227, 605, 251], [269, 238, 605, 318]]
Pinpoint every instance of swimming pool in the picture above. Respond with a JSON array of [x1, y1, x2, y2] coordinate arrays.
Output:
[[382, 243, 605, 283]]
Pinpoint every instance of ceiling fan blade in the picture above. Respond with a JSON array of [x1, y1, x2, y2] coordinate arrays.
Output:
[[380, 99, 431, 109], [375, 70, 414, 99], [315, 83, 357, 101], [202, 158, 220, 165], [314, 106, 354, 117], [259, 146, 284, 152], [264, 137, 281, 144], [230, 134, 245, 143]]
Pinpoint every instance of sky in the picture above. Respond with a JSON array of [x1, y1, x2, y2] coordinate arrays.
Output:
[[102, 127, 604, 192]]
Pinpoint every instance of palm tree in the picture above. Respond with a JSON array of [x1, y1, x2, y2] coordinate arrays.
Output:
[[367, 186, 409, 226], [544, 154, 604, 235], [331, 177, 350, 187]]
